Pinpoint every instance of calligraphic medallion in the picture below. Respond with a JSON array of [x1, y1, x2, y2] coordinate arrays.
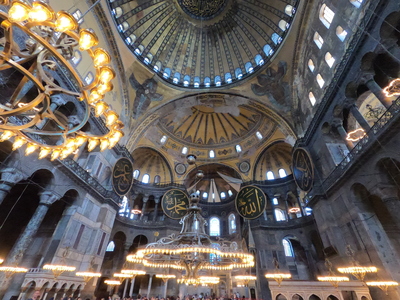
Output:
[[161, 189, 190, 219], [235, 186, 266, 219], [112, 158, 134, 196], [292, 147, 314, 192]]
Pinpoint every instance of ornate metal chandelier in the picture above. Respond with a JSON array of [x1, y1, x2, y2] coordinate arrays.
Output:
[[127, 192, 254, 285], [0, 0, 123, 160]]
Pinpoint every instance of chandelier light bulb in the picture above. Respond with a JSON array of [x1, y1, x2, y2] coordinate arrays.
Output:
[[96, 82, 113, 95], [8, 1, 30, 22], [79, 29, 99, 51], [12, 137, 26, 150], [0, 130, 15, 141], [93, 48, 111, 67], [75, 136, 87, 147], [25, 143, 38, 156], [88, 90, 103, 104], [50, 149, 61, 161], [55, 11, 78, 32], [95, 102, 109, 117], [100, 139, 110, 151], [88, 139, 100, 152], [29, 2, 54, 22], [99, 66, 115, 83], [106, 111, 119, 126], [38, 148, 51, 159]]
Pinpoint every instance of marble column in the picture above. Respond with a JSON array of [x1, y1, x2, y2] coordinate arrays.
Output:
[[332, 118, 354, 150], [346, 102, 372, 132], [140, 195, 149, 220], [0, 168, 27, 205], [162, 279, 168, 298], [153, 199, 160, 221], [147, 274, 153, 297], [123, 279, 129, 298], [362, 74, 392, 108], [129, 277, 136, 297]]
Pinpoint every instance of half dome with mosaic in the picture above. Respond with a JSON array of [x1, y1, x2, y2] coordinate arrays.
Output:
[[109, 0, 299, 88]]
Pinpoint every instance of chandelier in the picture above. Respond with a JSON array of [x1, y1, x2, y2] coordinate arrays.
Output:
[[366, 281, 399, 295], [75, 271, 102, 283], [43, 264, 76, 279], [126, 192, 254, 285], [264, 258, 291, 286], [317, 259, 349, 288], [0, 266, 28, 278], [0, 0, 123, 160], [337, 245, 377, 281]]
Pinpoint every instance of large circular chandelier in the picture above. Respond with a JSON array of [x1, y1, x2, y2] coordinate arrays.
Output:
[[127, 192, 254, 285], [0, 0, 123, 160]]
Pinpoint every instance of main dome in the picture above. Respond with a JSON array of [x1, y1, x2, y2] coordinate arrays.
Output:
[[109, 0, 299, 88]]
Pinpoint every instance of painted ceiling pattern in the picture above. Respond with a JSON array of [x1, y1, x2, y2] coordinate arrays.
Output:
[[109, 0, 299, 88]]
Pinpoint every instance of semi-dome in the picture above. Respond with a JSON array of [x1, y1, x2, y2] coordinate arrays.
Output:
[[109, 0, 299, 88]]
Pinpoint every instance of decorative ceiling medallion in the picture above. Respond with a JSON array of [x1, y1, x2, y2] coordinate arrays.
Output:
[[292, 147, 314, 192], [235, 185, 266, 219], [161, 189, 190, 219], [178, 0, 228, 20], [175, 163, 187, 175], [112, 158, 134, 196], [239, 161, 251, 173]]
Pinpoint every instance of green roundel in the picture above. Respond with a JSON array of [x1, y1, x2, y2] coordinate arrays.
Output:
[[162, 189, 189, 219], [112, 157, 134, 196], [235, 185, 266, 219]]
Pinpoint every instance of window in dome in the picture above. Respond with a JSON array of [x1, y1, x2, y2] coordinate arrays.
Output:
[[336, 26, 348, 41], [256, 131, 263, 140], [183, 75, 190, 87], [279, 168, 287, 178], [173, 72, 181, 84], [163, 68, 171, 79], [142, 174, 150, 184], [283, 239, 294, 257], [349, 0, 363, 8], [309, 92, 316, 106], [220, 192, 226, 199], [118, 21, 129, 32], [209, 217, 220, 236], [133, 170, 140, 179], [154, 61, 161, 72], [267, 171, 275, 180], [272, 197, 279, 205], [320, 4, 335, 29], [235, 68, 243, 79], [316, 74, 325, 88], [154, 175, 161, 184], [245, 62, 254, 73], [314, 32, 324, 49], [71, 50, 81, 65], [271, 33, 282, 44], [144, 53, 153, 65], [229, 213, 236, 234], [204, 77, 211, 87], [325, 52, 335, 68], [134, 45, 144, 55], [182, 147, 188, 155], [160, 135, 167, 144], [308, 59, 315, 72], [119, 196, 128, 215], [112, 7, 122, 18], [106, 241, 115, 252], [72, 9, 83, 23], [209, 150, 215, 158], [125, 37, 132, 44], [255, 54, 264, 66], [203, 192, 208, 199], [235, 145, 242, 153], [84, 72, 94, 85], [228, 190, 233, 197], [263, 44, 274, 56], [275, 208, 287, 221], [285, 5, 294, 16], [279, 20, 289, 31], [225, 72, 232, 84], [128, 34, 136, 45], [194, 76, 200, 88], [215, 75, 222, 86], [305, 207, 313, 216]]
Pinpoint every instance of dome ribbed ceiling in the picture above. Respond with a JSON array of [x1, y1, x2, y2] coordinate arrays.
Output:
[[158, 105, 261, 146], [254, 142, 292, 180], [109, 0, 299, 88]]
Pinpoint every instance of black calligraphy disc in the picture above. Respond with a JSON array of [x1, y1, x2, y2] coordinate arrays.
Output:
[[112, 157, 134, 196], [161, 189, 190, 219], [292, 147, 314, 192], [235, 185, 266, 219]]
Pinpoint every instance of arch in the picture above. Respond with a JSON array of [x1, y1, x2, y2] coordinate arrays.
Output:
[[380, 11, 400, 40], [228, 213, 236, 234], [309, 295, 322, 300], [283, 239, 294, 257], [336, 26, 347, 41], [313, 32, 324, 49], [319, 4, 335, 29], [129, 234, 148, 253], [275, 208, 287, 221], [209, 217, 220, 236], [276, 294, 288, 300], [106, 241, 115, 252], [327, 296, 339, 300], [292, 295, 304, 300]]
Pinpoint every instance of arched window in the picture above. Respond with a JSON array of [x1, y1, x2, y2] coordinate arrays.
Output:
[[235, 145, 242, 153], [118, 21, 129, 32], [144, 53, 153, 65], [119, 196, 129, 215], [220, 192, 226, 199], [313, 32, 324, 49], [256, 131, 263, 140], [275, 208, 287, 221], [272, 197, 279, 205], [214, 75, 222, 86], [266, 171, 275, 180], [225, 72, 232, 84], [203, 192, 208, 199], [235, 68, 243, 79], [263, 44, 273, 56], [160, 135, 167, 144], [71, 50, 81, 65], [305, 207, 313, 216], [142, 174, 150, 184], [228, 190, 233, 197], [173, 72, 181, 84], [134, 45, 144, 55], [254, 54, 264, 66], [133, 169, 140, 179], [163, 68, 171, 79], [153, 61, 162, 72], [278, 20, 289, 31], [194, 76, 200, 87], [319, 4, 335, 29], [308, 59, 315, 72], [336, 26, 348, 41], [278, 169, 287, 178], [209, 150, 215, 158], [284, 5, 294, 16], [183, 75, 190, 87], [271, 33, 282, 44], [229, 213, 236, 234], [316, 74, 325, 88], [283, 239, 294, 257], [106, 241, 115, 252], [154, 175, 161, 184], [112, 7, 123, 18], [209, 217, 220, 236], [84, 72, 94, 85], [309, 92, 316, 106], [245, 62, 254, 73], [204, 77, 211, 87], [182, 147, 188, 155], [349, 0, 363, 8], [325, 52, 335, 68]]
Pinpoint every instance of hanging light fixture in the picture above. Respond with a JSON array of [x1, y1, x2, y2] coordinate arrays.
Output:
[[0, 266, 29, 278], [43, 248, 76, 279], [337, 245, 377, 281], [317, 259, 349, 288], [104, 279, 121, 285], [0, 0, 124, 160], [234, 275, 257, 287], [366, 281, 399, 295], [264, 258, 291, 286], [75, 271, 102, 283]]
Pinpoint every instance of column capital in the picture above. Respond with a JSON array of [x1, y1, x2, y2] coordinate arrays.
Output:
[[343, 98, 357, 109], [331, 118, 344, 128], [39, 190, 60, 206], [0, 168, 27, 184], [360, 72, 375, 84]]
